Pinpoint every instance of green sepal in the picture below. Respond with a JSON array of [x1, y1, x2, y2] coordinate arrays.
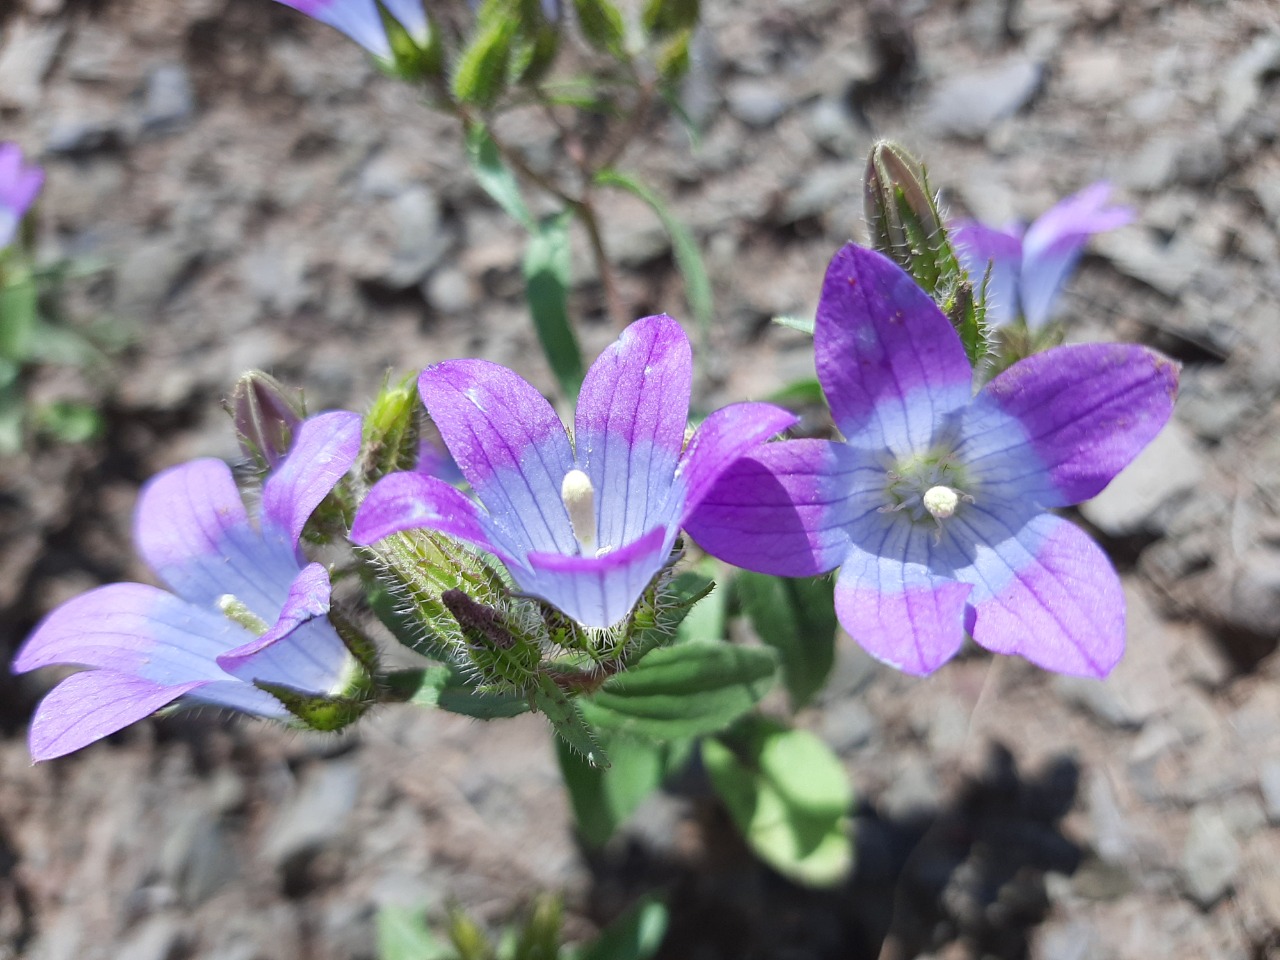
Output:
[[328, 606, 382, 678], [254, 681, 372, 733], [863, 140, 988, 366], [360, 375, 421, 484], [533, 673, 609, 768], [642, 0, 698, 38], [451, 14, 516, 107], [442, 589, 544, 689]]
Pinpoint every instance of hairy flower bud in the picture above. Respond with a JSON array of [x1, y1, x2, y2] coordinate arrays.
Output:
[[230, 370, 305, 470]]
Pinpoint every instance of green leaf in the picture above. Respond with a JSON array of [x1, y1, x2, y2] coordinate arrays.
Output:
[[451, 16, 516, 107], [35, 400, 102, 445], [466, 123, 536, 230], [571, 0, 627, 57], [673, 563, 726, 645], [595, 169, 713, 355], [702, 718, 853, 887], [764, 377, 826, 413], [0, 271, 38, 361], [376, 905, 455, 960], [735, 572, 836, 711], [579, 641, 776, 740], [572, 896, 668, 960], [557, 732, 683, 847], [523, 211, 584, 398]]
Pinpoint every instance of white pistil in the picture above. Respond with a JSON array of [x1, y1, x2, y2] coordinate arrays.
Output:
[[922, 485, 961, 520], [217, 594, 270, 636], [561, 468, 597, 553]]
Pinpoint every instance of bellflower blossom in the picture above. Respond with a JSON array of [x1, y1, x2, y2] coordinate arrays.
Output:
[[0, 143, 44, 250], [13, 411, 363, 761], [953, 183, 1133, 329], [272, 0, 429, 60], [686, 244, 1177, 678], [352, 315, 796, 629]]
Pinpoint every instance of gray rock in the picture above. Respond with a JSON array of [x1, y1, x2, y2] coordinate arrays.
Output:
[[116, 915, 184, 960], [160, 806, 239, 906], [923, 58, 1043, 139], [1054, 675, 1143, 730], [725, 78, 790, 128], [0, 21, 65, 110], [141, 64, 196, 134], [1259, 759, 1280, 825], [818, 699, 878, 754], [1080, 421, 1205, 537], [113, 237, 198, 317], [1087, 770, 1132, 865], [880, 756, 940, 820], [1218, 32, 1280, 130], [1221, 549, 1280, 637], [805, 97, 863, 156], [1093, 227, 1201, 297], [781, 165, 860, 225], [264, 761, 362, 868], [424, 265, 475, 314], [1038, 918, 1104, 960], [1180, 806, 1240, 907]]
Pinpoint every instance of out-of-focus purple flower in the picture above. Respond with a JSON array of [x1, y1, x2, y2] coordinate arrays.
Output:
[[352, 315, 795, 629], [272, 0, 429, 59], [13, 411, 363, 761], [953, 183, 1134, 329], [686, 244, 1177, 678], [0, 143, 44, 250]]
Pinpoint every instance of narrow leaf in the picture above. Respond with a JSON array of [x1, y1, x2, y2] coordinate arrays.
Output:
[[376, 905, 454, 960], [573, 896, 668, 960], [595, 169, 713, 354], [557, 732, 677, 847], [579, 641, 776, 740], [466, 123, 536, 230], [523, 211, 584, 398], [571, 0, 627, 57], [735, 572, 836, 711]]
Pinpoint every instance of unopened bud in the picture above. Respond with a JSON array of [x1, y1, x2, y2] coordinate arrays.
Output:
[[230, 371, 304, 470], [864, 140, 941, 274], [361, 376, 421, 483]]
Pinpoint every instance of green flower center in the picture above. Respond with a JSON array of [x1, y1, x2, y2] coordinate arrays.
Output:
[[880, 448, 973, 531]]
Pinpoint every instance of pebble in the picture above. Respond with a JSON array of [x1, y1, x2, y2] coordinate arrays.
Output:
[[423, 265, 475, 314], [1259, 759, 1280, 825], [922, 58, 1043, 139], [263, 761, 362, 870], [1080, 421, 1206, 537], [725, 78, 790, 128], [141, 63, 196, 134], [0, 21, 65, 110], [1180, 806, 1240, 907]]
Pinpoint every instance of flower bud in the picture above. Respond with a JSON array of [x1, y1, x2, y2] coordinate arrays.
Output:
[[360, 376, 420, 484], [230, 371, 304, 470]]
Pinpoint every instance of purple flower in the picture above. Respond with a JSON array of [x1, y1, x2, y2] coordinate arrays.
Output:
[[953, 182, 1133, 329], [685, 244, 1178, 677], [352, 315, 795, 629], [0, 143, 44, 250], [272, 0, 429, 59], [13, 411, 363, 761]]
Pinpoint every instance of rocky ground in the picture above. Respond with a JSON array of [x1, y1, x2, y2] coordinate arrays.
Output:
[[1, 0, 1279, 957]]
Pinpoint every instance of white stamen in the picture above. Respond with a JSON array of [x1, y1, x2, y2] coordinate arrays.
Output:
[[561, 468, 597, 552], [922, 485, 961, 520]]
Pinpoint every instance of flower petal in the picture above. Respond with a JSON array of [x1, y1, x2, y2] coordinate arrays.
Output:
[[834, 517, 972, 676], [684, 439, 874, 577], [575, 315, 692, 548], [815, 244, 973, 456], [13, 582, 245, 685], [523, 525, 670, 628], [953, 221, 1023, 329], [351, 470, 513, 562], [420, 359, 576, 556], [216, 563, 349, 694], [951, 509, 1124, 677], [27, 670, 205, 762], [968, 343, 1178, 505], [272, 0, 394, 59], [1020, 183, 1133, 327], [261, 409, 362, 547], [676, 401, 798, 519], [134, 460, 298, 621]]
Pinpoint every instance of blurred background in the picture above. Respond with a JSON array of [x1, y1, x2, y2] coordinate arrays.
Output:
[[1, 0, 1279, 957]]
